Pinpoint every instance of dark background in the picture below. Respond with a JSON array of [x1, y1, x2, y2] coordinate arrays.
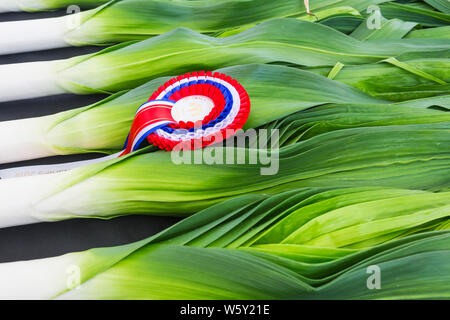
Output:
[[0, 10, 181, 263]]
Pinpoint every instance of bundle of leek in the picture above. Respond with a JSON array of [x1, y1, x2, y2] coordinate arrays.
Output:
[[0, 187, 448, 299]]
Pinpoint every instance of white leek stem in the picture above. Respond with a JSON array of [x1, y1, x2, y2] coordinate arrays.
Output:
[[0, 60, 66, 102], [0, 173, 51, 228], [0, 0, 24, 13], [0, 16, 69, 55], [0, 153, 119, 228], [0, 117, 57, 164], [0, 254, 77, 300]]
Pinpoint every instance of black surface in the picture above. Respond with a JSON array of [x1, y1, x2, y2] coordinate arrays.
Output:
[[0, 300, 434, 318], [0, 11, 182, 263]]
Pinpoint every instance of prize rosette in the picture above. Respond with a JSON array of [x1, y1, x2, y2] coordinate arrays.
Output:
[[121, 71, 250, 155]]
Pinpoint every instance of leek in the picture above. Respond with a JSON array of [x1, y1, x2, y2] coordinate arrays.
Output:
[[0, 187, 448, 299], [0, 63, 387, 164], [2, 18, 449, 102], [0, 0, 392, 53], [0, 122, 448, 228]]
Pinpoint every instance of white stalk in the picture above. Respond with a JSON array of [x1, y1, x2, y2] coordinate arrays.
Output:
[[0, 152, 122, 228], [0, 240, 142, 299], [0, 117, 58, 164], [0, 254, 77, 299], [0, 173, 55, 228], [0, 60, 66, 102], [0, 15, 69, 55], [0, 0, 25, 13]]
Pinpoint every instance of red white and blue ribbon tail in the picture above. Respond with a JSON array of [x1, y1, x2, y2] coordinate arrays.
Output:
[[120, 99, 176, 156]]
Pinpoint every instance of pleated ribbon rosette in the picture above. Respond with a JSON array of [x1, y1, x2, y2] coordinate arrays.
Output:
[[120, 71, 251, 155]]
